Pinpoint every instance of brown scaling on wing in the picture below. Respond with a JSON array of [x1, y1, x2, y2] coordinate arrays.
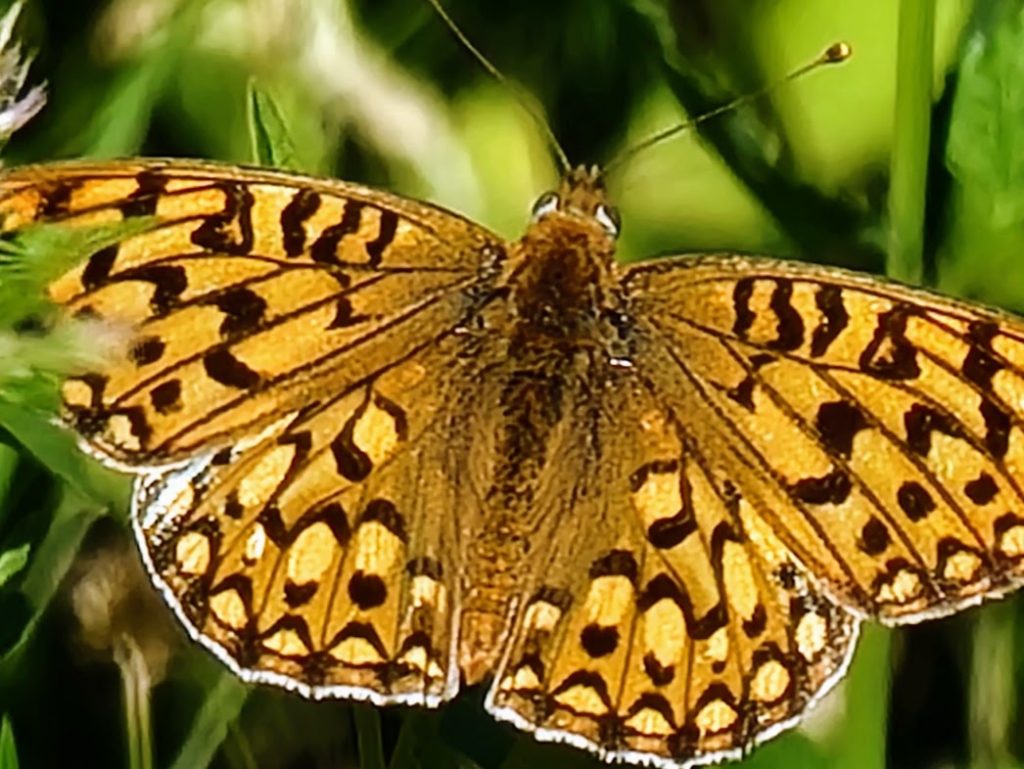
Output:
[[0, 160, 504, 467], [486, 378, 858, 765], [625, 256, 1024, 623], [452, 165, 622, 685]]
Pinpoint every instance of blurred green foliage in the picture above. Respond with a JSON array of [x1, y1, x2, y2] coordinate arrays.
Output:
[[0, 0, 1023, 768]]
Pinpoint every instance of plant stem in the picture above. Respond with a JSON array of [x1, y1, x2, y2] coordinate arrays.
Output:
[[117, 636, 153, 769], [887, 0, 936, 283]]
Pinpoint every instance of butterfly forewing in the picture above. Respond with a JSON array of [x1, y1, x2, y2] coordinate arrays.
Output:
[[626, 256, 1024, 623], [0, 161, 503, 466]]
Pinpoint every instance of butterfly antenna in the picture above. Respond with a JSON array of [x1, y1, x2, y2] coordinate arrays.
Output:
[[425, 0, 572, 174], [604, 42, 852, 174]]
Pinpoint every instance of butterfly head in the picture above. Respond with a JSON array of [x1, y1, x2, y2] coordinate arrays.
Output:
[[530, 165, 620, 239]]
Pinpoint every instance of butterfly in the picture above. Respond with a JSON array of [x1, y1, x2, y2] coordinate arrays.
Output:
[[3, 154, 1024, 769]]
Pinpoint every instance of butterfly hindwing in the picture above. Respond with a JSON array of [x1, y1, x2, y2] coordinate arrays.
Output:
[[487, 374, 859, 765], [133, 338, 480, 704], [626, 255, 1024, 623]]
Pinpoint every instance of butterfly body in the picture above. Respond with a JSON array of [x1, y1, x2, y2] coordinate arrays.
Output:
[[6, 158, 1024, 767]]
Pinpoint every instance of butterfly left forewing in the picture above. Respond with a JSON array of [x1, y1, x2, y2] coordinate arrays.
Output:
[[0, 160, 503, 467], [487, 377, 858, 766], [625, 255, 1024, 623]]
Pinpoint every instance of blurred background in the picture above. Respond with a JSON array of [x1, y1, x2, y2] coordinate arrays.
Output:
[[1, 0, 1023, 768]]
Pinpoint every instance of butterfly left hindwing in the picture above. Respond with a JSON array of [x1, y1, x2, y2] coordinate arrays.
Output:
[[133, 340, 474, 704]]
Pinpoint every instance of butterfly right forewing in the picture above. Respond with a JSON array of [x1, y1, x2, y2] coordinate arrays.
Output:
[[625, 255, 1024, 624]]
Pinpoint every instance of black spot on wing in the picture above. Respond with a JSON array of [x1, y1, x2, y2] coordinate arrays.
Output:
[[642, 653, 675, 686], [859, 517, 891, 555], [647, 510, 697, 550], [81, 245, 118, 290], [815, 400, 867, 458], [979, 398, 1011, 458], [129, 336, 165, 366], [331, 409, 371, 482], [964, 473, 998, 505], [38, 181, 75, 217], [766, 280, 804, 351], [859, 305, 920, 380], [359, 498, 408, 543], [348, 570, 387, 609], [203, 348, 261, 388], [284, 581, 317, 607], [580, 623, 619, 658], [810, 284, 848, 357], [732, 278, 755, 338], [258, 505, 288, 547], [223, 491, 243, 520], [118, 264, 187, 316], [314, 501, 351, 546], [742, 604, 767, 638], [589, 549, 639, 583], [725, 375, 755, 411], [210, 286, 267, 336], [790, 469, 851, 505], [150, 379, 182, 414], [120, 170, 167, 217], [904, 404, 962, 456], [962, 321, 1002, 390], [311, 200, 362, 264], [897, 481, 935, 521], [328, 296, 369, 329], [280, 188, 321, 257], [365, 208, 398, 266], [190, 182, 255, 255]]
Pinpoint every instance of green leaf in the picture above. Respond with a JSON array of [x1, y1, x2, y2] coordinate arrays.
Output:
[[0, 715, 18, 769], [247, 80, 300, 171], [829, 625, 890, 769], [938, 2, 1024, 305], [0, 403, 129, 508], [0, 544, 29, 590], [0, 216, 160, 327], [886, 0, 934, 284], [0, 488, 106, 679], [354, 705, 386, 769], [168, 673, 249, 769], [946, 2, 1024, 227]]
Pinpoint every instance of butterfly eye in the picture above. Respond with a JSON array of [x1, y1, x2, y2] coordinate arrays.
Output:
[[531, 191, 560, 221], [595, 204, 621, 237]]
